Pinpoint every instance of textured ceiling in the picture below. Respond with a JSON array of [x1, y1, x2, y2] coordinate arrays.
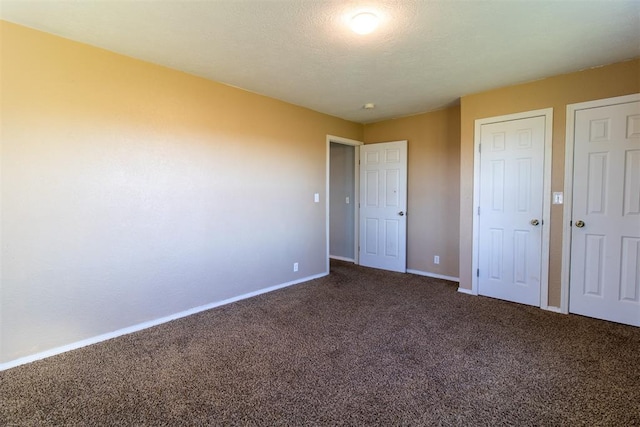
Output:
[[1, 0, 639, 123]]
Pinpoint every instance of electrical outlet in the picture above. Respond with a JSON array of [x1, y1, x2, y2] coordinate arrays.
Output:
[[434, 255, 440, 265], [293, 262, 299, 272]]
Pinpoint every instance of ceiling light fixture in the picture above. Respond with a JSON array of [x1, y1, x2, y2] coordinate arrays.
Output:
[[350, 12, 379, 35], [364, 103, 375, 109]]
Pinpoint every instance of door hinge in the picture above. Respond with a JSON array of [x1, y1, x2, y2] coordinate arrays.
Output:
[[479, 144, 481, 153], [477, 269, 479, 277], [477, 206, 480, 215], [570, 220, 572, 226]]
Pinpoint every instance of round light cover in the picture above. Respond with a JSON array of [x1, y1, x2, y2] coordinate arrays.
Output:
[[350, 12, 379, 35]]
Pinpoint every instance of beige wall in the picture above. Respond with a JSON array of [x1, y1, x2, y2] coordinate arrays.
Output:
[[364, 106, 461, 278], [0, 21, 362, 364], [459, 59, 640, 307]]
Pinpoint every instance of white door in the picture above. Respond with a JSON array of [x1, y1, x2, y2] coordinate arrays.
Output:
[[478, 116, 546, 306], [359, 141, 407, 273], [569, 99, 640, 326]]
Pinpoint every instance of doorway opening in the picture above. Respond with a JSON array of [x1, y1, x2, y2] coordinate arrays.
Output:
[[326, 135, 362, 273]]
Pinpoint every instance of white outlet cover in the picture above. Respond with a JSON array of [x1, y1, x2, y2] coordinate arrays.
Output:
[[314, 193, 319, 203]]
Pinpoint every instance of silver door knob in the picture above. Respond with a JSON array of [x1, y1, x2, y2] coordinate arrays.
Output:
[[575, 220, 585, 228], [530, 219, 540, 226], [398, 211, 405, 216]]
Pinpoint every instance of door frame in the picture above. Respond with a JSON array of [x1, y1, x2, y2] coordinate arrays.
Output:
[[560, 93, 640, 314], [326, 135, 363, 273], [471, 108, 553, 309]]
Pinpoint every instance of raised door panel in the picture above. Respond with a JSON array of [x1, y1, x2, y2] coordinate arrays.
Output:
[[619, 237, 640, 302]]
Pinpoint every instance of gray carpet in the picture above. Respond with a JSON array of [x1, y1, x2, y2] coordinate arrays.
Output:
[[1, 260, 639, 426]]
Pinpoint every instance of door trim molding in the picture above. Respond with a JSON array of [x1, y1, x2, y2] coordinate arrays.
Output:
[[471, 108, 553, 309], [326, 135, 363, 274], [561, 93, 640, 314]]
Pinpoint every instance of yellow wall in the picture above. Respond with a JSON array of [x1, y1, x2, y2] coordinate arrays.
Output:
[[459, 59, 640, 306], [0, 21, 362, 364], [364, 106, 461, 278]]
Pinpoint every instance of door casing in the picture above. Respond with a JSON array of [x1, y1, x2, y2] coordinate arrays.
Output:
[[561, 93, 640, 314], [471, 108, 553, 309]]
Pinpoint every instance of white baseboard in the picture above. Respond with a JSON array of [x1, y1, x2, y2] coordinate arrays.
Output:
[[329, 255, 355, 263], [457, 287, 475, 295], [0, 272, 327, 372], [407, 269, 459, 283]]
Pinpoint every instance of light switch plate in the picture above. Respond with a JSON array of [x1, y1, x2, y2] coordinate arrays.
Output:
[[553, 192, 563, 204], [314, 193, 320, 203]]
